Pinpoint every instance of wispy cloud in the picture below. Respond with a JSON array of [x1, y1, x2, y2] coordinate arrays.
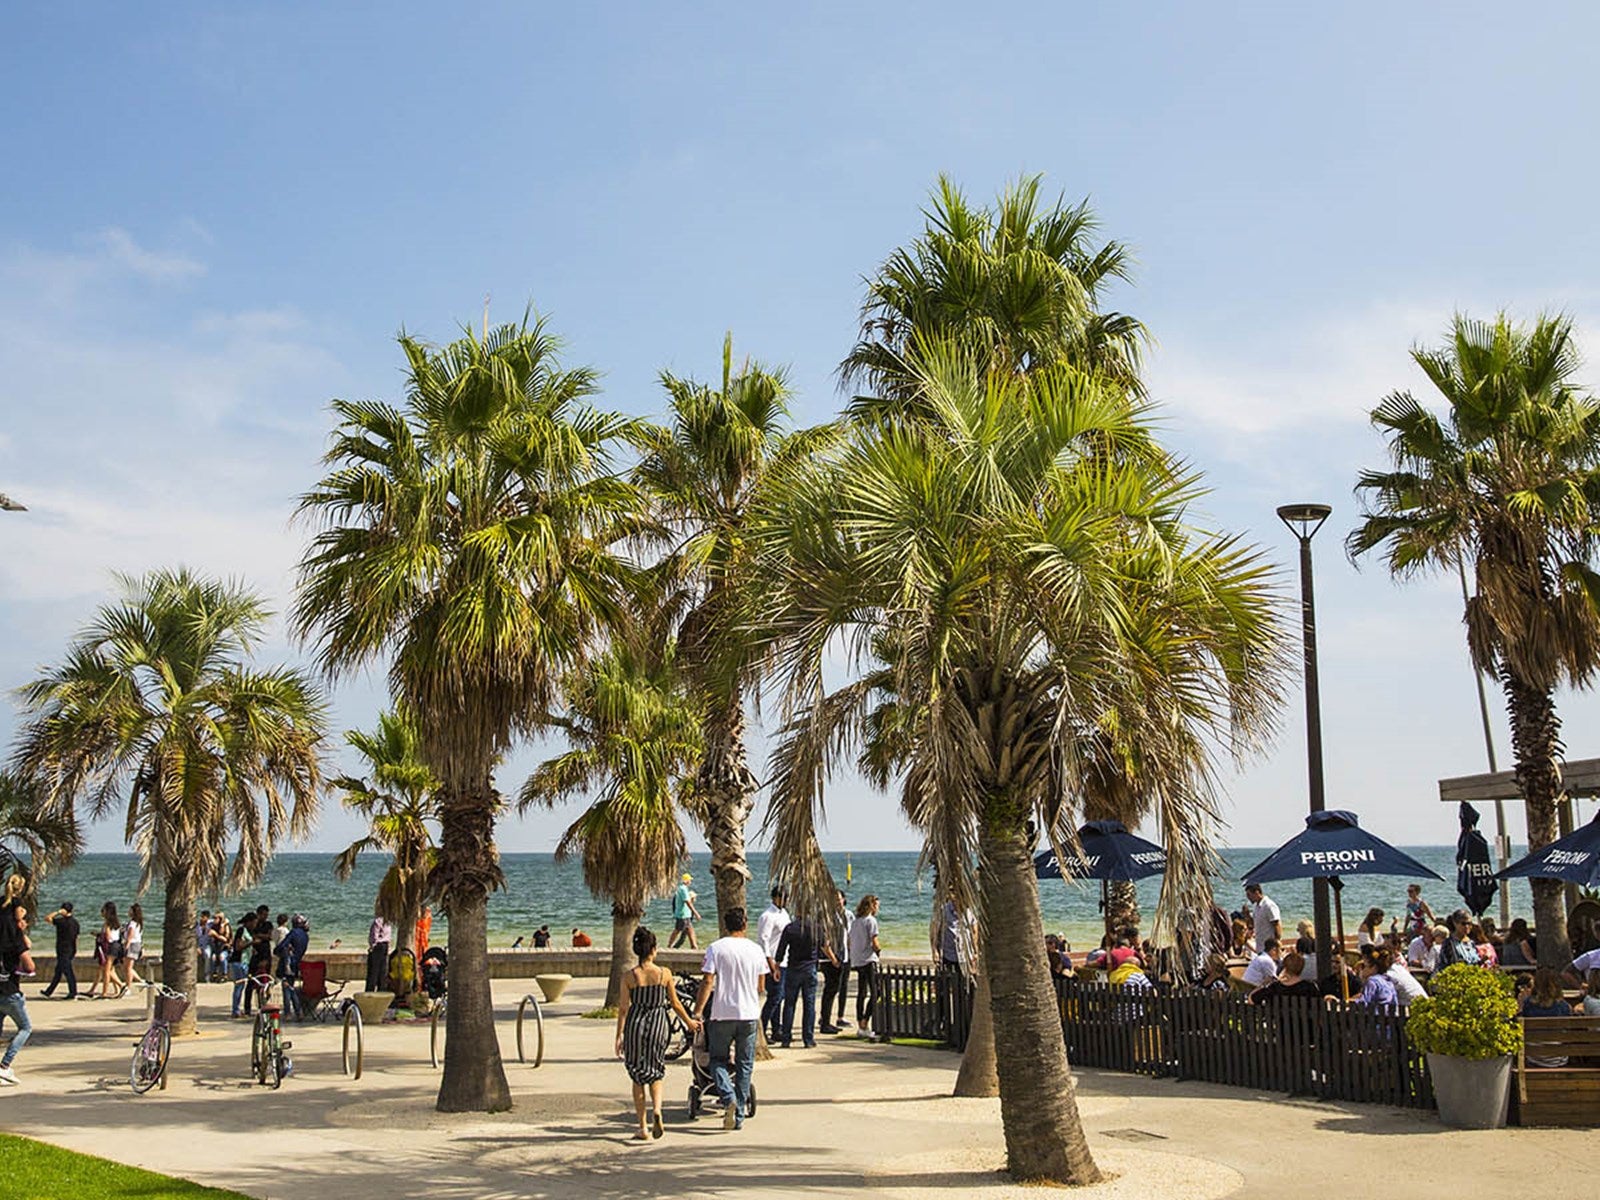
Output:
[[95, 227, 205, 281]]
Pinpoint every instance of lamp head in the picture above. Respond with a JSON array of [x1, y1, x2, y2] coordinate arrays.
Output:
[[1276, 502, 1331, 541]]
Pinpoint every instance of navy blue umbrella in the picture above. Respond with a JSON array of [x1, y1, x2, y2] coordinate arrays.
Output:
[[1239, 810, 1442, 885], [1034, 820, 1167, 881], [1496, 811, 1600, 888]]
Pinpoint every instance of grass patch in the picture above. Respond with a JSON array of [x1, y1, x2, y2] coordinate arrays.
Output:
[[886, 1036, 949, 1049], [582, 1006, 617, 1019], [0, 1133, 255, 1199]]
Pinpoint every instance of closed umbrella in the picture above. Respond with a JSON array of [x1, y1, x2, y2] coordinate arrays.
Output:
[[1035, 820, 1166, 935], [1495, 811, 1600, 888], [1240, 810, 1442, 1001], [1456, 802, 1497, 916]]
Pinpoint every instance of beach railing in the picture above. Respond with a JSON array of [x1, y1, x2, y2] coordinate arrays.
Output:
[[875, 965, 1434, 1111]]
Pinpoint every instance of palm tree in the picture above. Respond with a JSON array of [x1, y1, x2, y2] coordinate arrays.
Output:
[[0, 770, 83, 894], [519, 632, 700, 1009], [331, 711, 438, 959], [12, 569, 325, 1035], [841, 174, 1148, 403], [294, 315, 639, 1112], [1349, 312, 1600, 969], [633, 335, 833, 932], [756, 345, 1282, 1183]]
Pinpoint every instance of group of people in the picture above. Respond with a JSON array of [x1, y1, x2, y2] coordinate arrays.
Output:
[[197, 906, 314, 1018], [24, 892, 147, 1003]]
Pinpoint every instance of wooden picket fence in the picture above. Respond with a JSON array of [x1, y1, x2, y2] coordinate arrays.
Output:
[[873, 965, 1434, 1110]]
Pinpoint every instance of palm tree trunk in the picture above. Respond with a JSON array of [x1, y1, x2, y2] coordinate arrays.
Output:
[[162, 868, 199, 1037], [605, 905, 638, 1011], [1104, 879, 1139, 935], [698, 697, 756, 935], [978, 815, 1100, 1184], [1504, 670, 1571, 968], [953, 958, 998, 1097], [434, 782, 512, 1113]]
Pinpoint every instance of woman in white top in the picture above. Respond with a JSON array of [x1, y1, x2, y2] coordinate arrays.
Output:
[[1356, 907, 1384, 951], [846, 894, 881, 1038], [120, 902, 145, 991]]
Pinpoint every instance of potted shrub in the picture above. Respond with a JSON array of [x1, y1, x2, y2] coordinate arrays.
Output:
[[1407, 964, 1522, 1128]]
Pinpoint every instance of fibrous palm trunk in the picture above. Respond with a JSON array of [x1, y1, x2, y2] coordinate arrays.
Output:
[[1504, 671, 1571, 969], [605, 905, 639, 1011], [161, 869, 199, 1037], [1104, 879, 1139, 936], [953, 954, 998, 1097], [434, 782, 512, 1113], [698, 698, 756, 935], [978, 816, 1100, 1184]]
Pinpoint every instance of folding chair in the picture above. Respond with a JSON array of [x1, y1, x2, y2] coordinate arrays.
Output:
[[296, 960, 348, 1023]]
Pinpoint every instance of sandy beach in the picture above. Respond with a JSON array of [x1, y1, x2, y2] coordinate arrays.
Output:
[[4, 976, 1597, 1199]]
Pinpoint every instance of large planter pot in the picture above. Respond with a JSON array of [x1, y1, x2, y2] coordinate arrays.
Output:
[[1427, 1053, 1511, 1129]]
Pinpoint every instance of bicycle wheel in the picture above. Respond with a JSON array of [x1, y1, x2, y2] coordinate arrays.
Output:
[[129, 1026, 168, 1094], [251, 1015, 271, 1085], [516, 994, 544, 1067], [263, 1033, 283, 1090]]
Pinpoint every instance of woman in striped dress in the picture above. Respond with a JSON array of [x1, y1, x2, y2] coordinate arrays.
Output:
[[615, 926, 699, 1140]]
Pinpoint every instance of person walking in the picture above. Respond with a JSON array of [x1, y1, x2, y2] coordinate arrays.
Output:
[[0, 935, 31, 1085], [847, 894, 881, 1039], [366, 909, 393, 993], [756, 886, 791, 1044], [1244, 883, 1281, 951], [694, 907, 768, 1132], [819, 888, 852, 1033], [775, 910, 835, 1047], [667, 873, 701, 949], [40, 902, 79, 1000], [120, 902, 146, 992], [615, 925, 699, 1140], [88, 902, 122, 999]]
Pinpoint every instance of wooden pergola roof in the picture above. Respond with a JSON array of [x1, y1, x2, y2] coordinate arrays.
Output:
[[1438, 757, 1600, 803]]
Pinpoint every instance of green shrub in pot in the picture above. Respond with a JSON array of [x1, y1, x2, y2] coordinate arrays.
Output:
[[1407, 964, 1522, 1059]]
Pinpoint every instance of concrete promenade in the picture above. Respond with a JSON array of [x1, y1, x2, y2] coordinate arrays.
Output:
[[2, 977, 1596, 1199]]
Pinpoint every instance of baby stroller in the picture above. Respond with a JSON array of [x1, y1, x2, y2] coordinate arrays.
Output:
[[420, 946, 447, 1000]]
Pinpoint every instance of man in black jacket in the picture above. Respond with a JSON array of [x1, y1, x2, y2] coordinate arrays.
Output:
[[42, 902, 79, 1000]]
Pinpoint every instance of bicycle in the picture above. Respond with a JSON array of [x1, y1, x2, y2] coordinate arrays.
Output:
[[130, 985, 188, 1094], [246, 974, 294, 1088]]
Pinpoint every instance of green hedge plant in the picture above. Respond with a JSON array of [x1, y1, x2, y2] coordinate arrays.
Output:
[[1407, 964, 1523, 1060]]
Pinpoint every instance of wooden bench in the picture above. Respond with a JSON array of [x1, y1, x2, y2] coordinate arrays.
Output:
[[1516, 1016, 1600, 1126]]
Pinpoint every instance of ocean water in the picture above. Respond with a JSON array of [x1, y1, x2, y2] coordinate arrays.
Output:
[[30, 845, 1526, 957]]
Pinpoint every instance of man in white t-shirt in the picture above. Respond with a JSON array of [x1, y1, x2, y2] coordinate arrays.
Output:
[[1241, 937, 1281, 988], [756, 887, 791, 1044], [1407, 925, 1446, 972], [1566, 946, 1600, 985], [696, 906, 768, 1131], [1245, 883, 1280, 950]]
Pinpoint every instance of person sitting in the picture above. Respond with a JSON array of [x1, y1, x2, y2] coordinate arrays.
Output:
[[1197, 952, 1231, 991], [1356, 908, 1385, 950], [1044, 934, 1071, 976], [1436, 912, 1480, 968], [1520, 968, 1576, 1067], [1469, 921, 1498, 967], [1408, 924, 1447, 972], [1580, 969, 1600, 1017], [1229, 919, 1253, 958], [1294, 934, 1319, 982], [571, 928, 592, 948], [1249, 950, 1319, 1003], [1499, 918, 1536, 968], [1385, 951, 1427, 1006], [1352, 948, 1399, 1011], [1241, 937, 1280, 988], [1106, 946, 1152, 990]]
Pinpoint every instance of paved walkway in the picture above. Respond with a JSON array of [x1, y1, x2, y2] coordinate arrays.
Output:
[[2, 978, 1596, 1199]]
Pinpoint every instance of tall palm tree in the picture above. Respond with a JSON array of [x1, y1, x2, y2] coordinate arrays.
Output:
[[756, 345, 1282, 1184], [295, 315, 639, 1112], [0, 770, 83, 894], [633, 334, 832, 932], [519, 633, 699, 1008], [12, 569, 325, 1035], [332, 710, 439, 959], [1349, 312, 1600, 968], [841, 174, 1148, 403]]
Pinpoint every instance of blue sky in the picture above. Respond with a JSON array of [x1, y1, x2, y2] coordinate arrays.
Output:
[[4, 3, 1600, 854]]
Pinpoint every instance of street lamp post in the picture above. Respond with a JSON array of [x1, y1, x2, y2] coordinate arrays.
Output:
[[1278, 502, 1335, 985]]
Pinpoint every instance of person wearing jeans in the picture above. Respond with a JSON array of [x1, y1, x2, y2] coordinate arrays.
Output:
[[776, 913, 836, 1047], [695, 906, 768, 1131], [0, 954, 31, 1084]]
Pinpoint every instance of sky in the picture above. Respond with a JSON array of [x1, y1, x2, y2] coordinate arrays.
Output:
[[4, 3, 1600, 856]]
